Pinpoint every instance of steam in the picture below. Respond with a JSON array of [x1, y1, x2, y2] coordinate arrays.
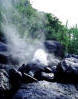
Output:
[[33, 49, 48, 65], [0, 0, 48, 65]]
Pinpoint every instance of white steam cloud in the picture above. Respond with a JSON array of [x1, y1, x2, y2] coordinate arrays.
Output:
[[0, 0, 48, 65]]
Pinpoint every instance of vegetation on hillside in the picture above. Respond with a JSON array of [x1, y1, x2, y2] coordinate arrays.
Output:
[[0, 0, 78, 54]]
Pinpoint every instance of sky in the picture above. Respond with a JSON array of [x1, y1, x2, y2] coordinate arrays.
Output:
[[30, 0, 78, 27]]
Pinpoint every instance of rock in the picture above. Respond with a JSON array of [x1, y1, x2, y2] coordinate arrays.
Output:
[[55, 58, 78, 83], [19, 62, 52, 73], [9, 68, 38, 85], [13, 81, 78, 99], [22, 73, 38, 83], [18, 62, 52, 81], [0, 32, 6, 43], [44, 66, 52, 73], [0, 53, 9, 64], [0, 42, 9, 64], [0, 69, 10, 98], [41, 72, 55, 82], [50, 66, 57, 74], [72, 54, 78, 59], [65, 54, 78, 59], [18, 64, 31, 74], [9, 68, 22, 88], [0, 42, 20, 65], [0, 42, 7, 52], [44, 40, 65, 58]]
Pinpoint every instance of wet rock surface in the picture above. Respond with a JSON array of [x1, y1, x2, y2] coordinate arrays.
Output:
[[0, 69, 10, 99], [0, 42, 9, 64], [44, 40, 65, 58], [13, 81, 78, 99], [1, 40, 78, 99], [55, 57, 78, 83]]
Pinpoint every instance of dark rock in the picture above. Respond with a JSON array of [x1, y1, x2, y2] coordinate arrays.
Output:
[[72, 54, 78, 59], [41, 72, 55, 82], [0, 32, 6, 43], [0, 42, 7, 52], [0, 53, 9, 64], [0, 69, 10, 98], [18, 64, 31, 74], [65, 54, 78, 59], [19, 62, 52, 74], [44, 66, 52, 73], [18, 62, 52, 81], [0, 42, 9, 64], [9, 68, 22, 88], [44, 40, 65, 58], [50, 66, 57, 73], [22, 73, 38, 83], [13, 81, 78, 99], [0, 42, 20, 65], [55, 58, 78, 83], [26, 61, 46, 72], [9, 68, 37, 86]]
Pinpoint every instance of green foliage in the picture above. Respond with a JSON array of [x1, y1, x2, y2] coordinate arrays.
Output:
[[45, 13, 78, 54], [0, 0, 78, 54]]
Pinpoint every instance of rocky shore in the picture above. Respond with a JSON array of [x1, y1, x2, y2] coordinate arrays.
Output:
[[0, 39, 78, 99]]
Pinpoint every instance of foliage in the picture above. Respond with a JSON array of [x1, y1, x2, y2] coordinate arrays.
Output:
[[0, 0, 78, 54]]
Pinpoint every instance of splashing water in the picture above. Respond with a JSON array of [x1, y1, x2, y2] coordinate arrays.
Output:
[[0, 0, 48, 65]]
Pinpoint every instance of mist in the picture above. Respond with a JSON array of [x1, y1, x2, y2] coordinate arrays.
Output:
[[0, 0, 48, 65]]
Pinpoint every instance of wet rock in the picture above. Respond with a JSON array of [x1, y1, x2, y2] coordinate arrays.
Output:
[[19, 62, 52, 73], [0, 32, 6, 43], [18, 64, 31, 74], [0, 42, 7, 52], [0, 42, 9, 64], [18, 62, 52, 81], [65, 54, 78, 59], [0, 69, 10, 98], [41, 72, 55, 82], [55, 58, 78, 83], [9, 68, 22, 88], [44, 66, 52, 73], [0, 53, 9, 64], [13, 81, 78, 99], [9, 68, 38, 85], [22, 73, 38, 83], [44, 40, 65, 58]]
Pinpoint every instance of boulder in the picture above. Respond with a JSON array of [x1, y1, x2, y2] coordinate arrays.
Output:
[[41, 72, 55, 82], [22, 73, 38, 83], [65, 54, 78, 59], [9, 68, 22, 88], [44, 40, 65, 58], [0, 32, 6, 43], [0, 42, 7, 52], [0, 69, 10, 98], [0, 42, 20, 65], [9, 68, 38, 85], [13, 81, 78, 99], [0, 53, 9, 64], [18, 62, 52, 80], [0, 42, 9, 64], [55, 57, 78, 83]]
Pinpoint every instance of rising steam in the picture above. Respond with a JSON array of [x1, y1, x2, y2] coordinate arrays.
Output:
[[0, 0, 48, 65]]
